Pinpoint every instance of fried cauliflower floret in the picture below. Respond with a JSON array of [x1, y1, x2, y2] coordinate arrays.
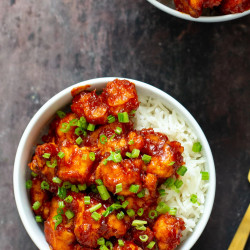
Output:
[[127, 131, 144, 152], [144, 173, 158, 197], [153, 214, 185, 250], [174, 0, 203, 17], [57, 145, 94, 183], [220, 0, 250, 13], [29, 143, 58, 182], [71, 90, 108, 125], [102, 79, 139, 116], [30, 177, 50, 220], [44, 197, 76, 250], [114, 241, 142, 250], [95, 159, 143, 196]]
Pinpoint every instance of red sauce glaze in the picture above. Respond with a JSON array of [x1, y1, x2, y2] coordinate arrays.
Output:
[[28, 79, 186, 250]]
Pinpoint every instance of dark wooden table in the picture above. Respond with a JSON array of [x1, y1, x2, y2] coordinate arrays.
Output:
[[0, 1, 249, 249]]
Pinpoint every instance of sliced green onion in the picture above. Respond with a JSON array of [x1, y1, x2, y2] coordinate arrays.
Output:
[[130, 110, 136, 115], [58, 201, 65, 209], [139, 235, 149, 242], [118, 239, 124, 247], [69, 118, 78, 127], [57, 152, 65, 159], [42, 153, 51, 159], [117, 195, 124, 201], [142, 154, 151, 164], [106, 241, 113, 250], [53, 214, 62, 229], [60, 123, 71, 133], [164, 177, 175, 187], [129, 184, 140, 193], [118, 112, 129, 123], [76, 136, 83, 145], [97, 237, 105, 246], [128, 140, 134, 145], [78, 183, 87, 191], [46, 159, 57, 168], [111, 203, 122, 210], [84, 196, 91, 205], [62, 181, 72, 189], [190, 194, 198, 204], [77, 116, 87, 129], [148, 210, 158, 219], [31, 171, 38, 177], [192, 142, 202, 152], [91, 212, 101, 221], [41, 181, 50, 190], [100, 245, 109, 250], [113, 152, 122, 163], [156, 202, 170, 214], [75, 127, 85, 136], [137, 208, 144, 216], [117, 211, 125, 220], [65, 195, 73, 203], [176, 166, 187, 176], [147, 241, 156, 249], [102, 206, 113, 217], [35, 215, 43, 223], [115, 183, 122, 194], [110, 134, 116, 140], [82, 154, 87, 160], [136, 225, 147, 231], [171, 185, 180, 193], [96, 179, 104, 186], [103, 159, 108, 165], [57, 207, 64, 215], [131, 149, 140, 158], [56, 110, 66, 118], [90, 184, 98, 193], [107, 115, 115, 123], [87, 123, 95, 131], [97, 185, 110, 200], [168, 161, 175, 166], [52, 177, 62, 184], [89, 203, 102, 213], [100, 134, 107, 144], [174, 179, 183, 189], [32, 201, 41, 210], [57, 187, 67, 199], [132, 220, 147, 227], [169, 207, 177, 216], [126, 152, 132, 158], [127, 209, 135, 217], [71, 185, 79, 193], [158, 189, 166, 196], [26, 180, 32, 189], [137, 189, 145, 198], [115, 127, 122, 135], [89, 152, 95, 161], [122, 200, 129, 209], [65, 210, 74, 219], [201, 171, 209, 180]]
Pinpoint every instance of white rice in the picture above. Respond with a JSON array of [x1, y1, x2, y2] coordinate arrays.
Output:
[[134, 96, 209, 240]]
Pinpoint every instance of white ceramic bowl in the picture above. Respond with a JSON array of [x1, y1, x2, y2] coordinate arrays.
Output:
[[14, 77, 216, 250], [147, 0, 250, 22]]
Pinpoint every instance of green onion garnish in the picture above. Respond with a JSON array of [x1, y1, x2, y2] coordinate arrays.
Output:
[[32, 201, 41, 210], [174, 179, 183, 189], [76, 137, 83, 145], [100, 245, 109, 250], [58, 201, 65, 208], [201, 171, 209, 180], [46, 159, 57, 168], [78, 183, 87, 191], [35, 215, 43, 223], [190, 194, 198, 204], [126, 152, 132, 158], [60, 123, 71, 133], [137, 189, 145, 198], [168, 161, 175, 166], [118, 112, 129, 123], [84, 196, 91, 205], [65, 195, 73, 203], [118, 239, 124, 247], [62, 181, 72, 189], [71, 185, 79, 193], [117, 211, 125, 220], [176, 166, 187, 176], [129, 184, 140, 193], [65, 210, 74, 220], [42, 153, 51, 159], [52, 177, 62, 184], [57, 187, 67, 199], [122, 200, 129, 209], [87, 123, 95, 131], [139, 235, 149, 242], [147, 241, 156, 249], [75, 127, 84, 136], [56, 110, 66, 118], [53, 214, 62, 229], [100, 134, 107, 144], [115, 183, 122, 194], [97, 185, 110, 200], [127, 209, 135, 217], [56, 207, 64, 215], [110, 134, 115, 140], [91, 212, 101, 221], [115, 127, 122, 135], [128, 140, 134, 145], [106, 241, 113, 249], [169, 207, 177, 216], [117, 195, 124, 201], [90, 184, 98, 193], [137, 208, 144, 216], [158, 189, 165, 196], [69, 118, 78, 127], [192, 142, 202, 152], [26, 180, 32, 189], [31, 172, 38, 177], [164, 177, 175, 187], [131, 149, 140, 158], [89, 152, 95, 161], [132, 220, 147, 226], [97, 237, 105, 246], [107, 115, 115, 123], [95, 179, 104, 186], [57, 152, 65, 159], [148, 210, 158, 219], [156, 202, 170, 214], [77, 116, 87, 129], [41, 181, 50, 190], [142, 154, 151, 164], [89, 203, 102, 213]]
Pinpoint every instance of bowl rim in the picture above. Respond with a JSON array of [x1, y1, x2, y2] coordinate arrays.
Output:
[[14, 77, 216, 250], [147, 0, 250, 22]]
